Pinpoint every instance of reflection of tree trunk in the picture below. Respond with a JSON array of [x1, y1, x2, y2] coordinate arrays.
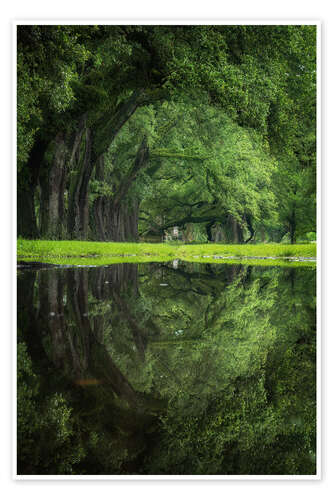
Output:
[[89, 267, 107, 343], [85, 263, 149, 407], [67, 269, 92, 376], [90, 342, 139, 407], [36, 268, 92, 379], [90, 264, 145, 360], [226, 264, 243, 284], [90, 339, 164, 412], [105, 263, 138, 294], [289, 268, 296, 292], [159, 262, 240, 291], [37, 270, 69, 371], [90, 266, 106, 299], [17, 271, 42, 360], [244, 265, 252, 284], [112, 291, 147, 362], [49, 272, 66, 369], [19, 265, 167, 416]]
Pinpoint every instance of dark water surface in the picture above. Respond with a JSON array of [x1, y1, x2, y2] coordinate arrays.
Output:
[[17, 262, 316, 475]]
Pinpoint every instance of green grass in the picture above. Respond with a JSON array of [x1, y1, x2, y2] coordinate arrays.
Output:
[[17, 239, 316, 268]]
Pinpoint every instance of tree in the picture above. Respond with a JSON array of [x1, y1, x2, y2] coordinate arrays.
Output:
[[269, 26, 316, 243], [136, 101, 277, 242], [17, 25, 316, 242]]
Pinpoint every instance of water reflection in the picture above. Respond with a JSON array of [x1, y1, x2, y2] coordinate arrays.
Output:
[[17, 262, 316, 475]]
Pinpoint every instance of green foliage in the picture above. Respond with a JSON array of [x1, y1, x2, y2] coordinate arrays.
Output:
[[16, 24, 318, 474], [17, 25, 316, 243], [17, 341, 85, 474], [17, 26, 91, 168], [17, 262, 316, 474], [17, 342, 40, 453], [117, 100, 278, 240]]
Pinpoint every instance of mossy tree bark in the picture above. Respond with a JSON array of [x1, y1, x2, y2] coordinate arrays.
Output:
[[289, 207, 296, 244], [92, 88, 145, 161], [67, 90, 147, 241], [106, 137, 149, 242], [92, 155, 107, 241], [17, 184, 39, 239], [230, 216, 244, 244], [17, 137, 48, 239], [67, 122, 93, 240], [206, 220, 215, 242], [39, 133, 67, 239]]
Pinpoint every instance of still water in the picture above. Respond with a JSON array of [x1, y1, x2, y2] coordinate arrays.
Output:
[[17, 262, 316, 475]]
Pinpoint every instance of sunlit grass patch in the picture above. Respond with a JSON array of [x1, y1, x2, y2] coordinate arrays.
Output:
[[175, 243, 316, 259], [17, 239, 316, 268], [17, 239, 175, 259]]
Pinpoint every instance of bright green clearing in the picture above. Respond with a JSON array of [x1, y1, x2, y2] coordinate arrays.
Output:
[[17, 239, 316, 267]]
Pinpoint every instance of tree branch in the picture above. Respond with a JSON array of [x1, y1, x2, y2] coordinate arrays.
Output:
[[112, 136, 149, 207]]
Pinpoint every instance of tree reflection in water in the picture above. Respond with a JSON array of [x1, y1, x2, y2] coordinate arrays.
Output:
[[17, 262, 316, 475]]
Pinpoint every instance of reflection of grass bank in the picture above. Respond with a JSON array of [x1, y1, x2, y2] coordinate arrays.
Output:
[[17, 239, 316, 267], [17, 256, 315, 268], [182, 257, 315, 268]]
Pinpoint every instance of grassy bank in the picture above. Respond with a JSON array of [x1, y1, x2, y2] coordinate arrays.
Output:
[[17, 239, 316, 267]]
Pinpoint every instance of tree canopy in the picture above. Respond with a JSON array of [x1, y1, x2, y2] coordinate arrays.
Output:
[[17, 24, 316, 243]]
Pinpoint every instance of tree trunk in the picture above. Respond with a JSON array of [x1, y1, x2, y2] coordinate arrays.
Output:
[[17, 137, 48, 239], [244, 214, 255, 243], [106, 137, 149, 241], [105, 202, 139, 241], [213, 224, 224, 242], [227, 216, 244, 243], [290, 208, 296, 244], [68, 95, 146, 241], [231, 217, 239, 243], [92, 155, 106, 241], [108, 203, 124, 241], [124, 199, 140, 241], [39, 133, 67, 239], [67, 124, 93, 240], [78, 128, 93, 239], [206, 220, 215, 242], [92, 89, 145, 163], [17, 184, 39, 238]]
